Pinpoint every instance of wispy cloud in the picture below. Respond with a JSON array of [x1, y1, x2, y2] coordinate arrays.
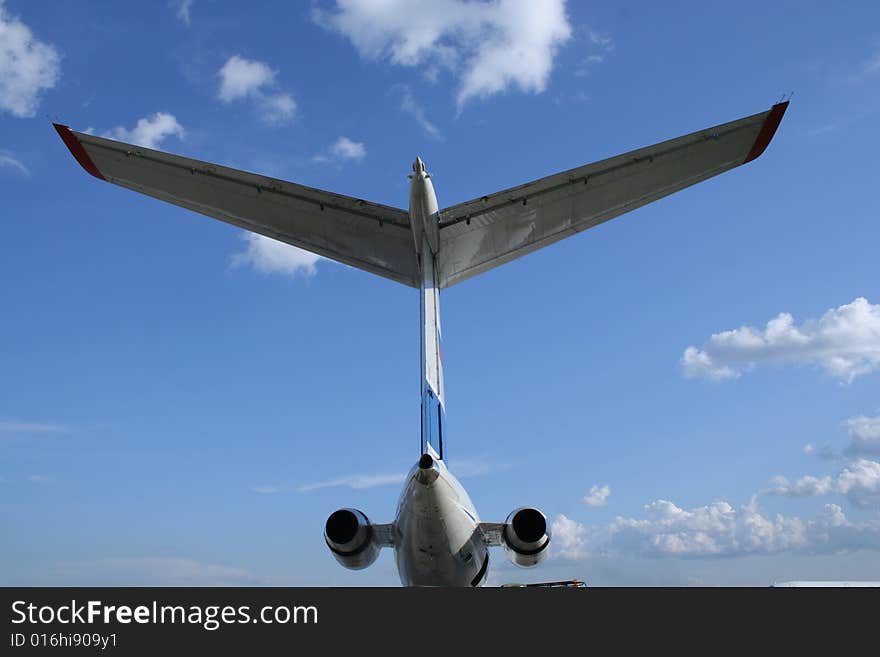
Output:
[[0, 0, 61, 118], [0, 149, 28, 175], [853, 46, 880, 81], [299, 472, 406, 492], [315, 0, 572, 109], [217, 55, 296, 125], [230, 232, 323, 277], [27, 474, 53, 485], [574, 29, 614, 77], [299, 459, 495, 492], [0, 420, 67, 434], [102, 112, 185, 149], [682, 297, 880, 383], [252, 485, 282, 495], [803, 443, 839, 461], [400, 87, 441, 139], [174, 0, 193, 26]]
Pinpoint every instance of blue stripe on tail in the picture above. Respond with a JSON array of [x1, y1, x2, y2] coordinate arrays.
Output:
[[421, 385, 444, 459]]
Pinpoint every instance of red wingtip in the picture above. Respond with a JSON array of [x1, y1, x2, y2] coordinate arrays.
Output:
[[744, 101, 789, 164], [53, 122, 106, 181]]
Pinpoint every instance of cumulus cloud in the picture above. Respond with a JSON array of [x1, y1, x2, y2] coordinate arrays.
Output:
[[327, 136, 366, 162], [0, 149, 28, 175], [836, 459, 880, 509], [682, 298, 880, 383], [581, 484, 610, 507], [844, 415, 880, 457], [315, 0, 572, 108], [767, 474, 835, 498], [230, 232, 323, 277], [0, 1, 61, 117], [609, 497, 880, 558], [217, 55, 296, 125], [102, 112, 184, 149], [767, 459, 880, 510], [551, 513, 589, 559], [218, 55, 274, 101]]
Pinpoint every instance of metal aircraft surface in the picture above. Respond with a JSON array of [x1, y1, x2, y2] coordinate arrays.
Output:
[[55, 101, 788, 586]]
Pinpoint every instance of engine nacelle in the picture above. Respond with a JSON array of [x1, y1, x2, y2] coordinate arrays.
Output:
[[324, 508, 380, 570], [503, 507, 551, 567]]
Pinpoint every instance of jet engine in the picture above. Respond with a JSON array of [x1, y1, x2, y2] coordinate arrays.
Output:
[[503, 507, 551, 567], [324, 508, 380, 570]]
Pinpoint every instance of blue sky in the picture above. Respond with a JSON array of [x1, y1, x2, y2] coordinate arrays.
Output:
[[1, 0, 879, 586]]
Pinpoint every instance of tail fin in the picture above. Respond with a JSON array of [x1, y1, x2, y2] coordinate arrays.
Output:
[[420, 242, 445, 459]]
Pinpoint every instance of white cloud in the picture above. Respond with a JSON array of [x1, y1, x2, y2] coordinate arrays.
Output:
[[608, 497, 873, 558], [0, 420, 66, 433], [554, 497, 880, 561], [0, 149, 27, 175], [767, 459, 880, 510], [328, 136, 366, 161], [609, 498, 805, 557], [315, 0, 572, 108], [175, 0, 193, 26], [767, 474, 835, 497], [27, 474, 52, 485], [230, 232, 323, 277], [836, 459, 880, 509], [681, 298, 880, 383], [450, 459, 494, 478], [299, 472, 406, 492], [298, 458, 493, 492], [0, 1, 61, 118], [258, 92, 296, 125], [580, 484, 610, 507], [252, 485, 282, 495], [551, 513, 589, 559], [574, 29, 613, 77], [102, 112, 184, 149], [217, 55, 296, 124], [218, 55, 274, 101], [845, 415, 880, 457], [400, 86, 441, 138]]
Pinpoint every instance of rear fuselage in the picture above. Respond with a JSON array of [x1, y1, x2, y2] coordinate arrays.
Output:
[[394, 454, 489, 586]]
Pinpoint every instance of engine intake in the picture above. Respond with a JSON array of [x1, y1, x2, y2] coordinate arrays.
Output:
[[324, 508, 380, 570], [503, 507, 551, 567]]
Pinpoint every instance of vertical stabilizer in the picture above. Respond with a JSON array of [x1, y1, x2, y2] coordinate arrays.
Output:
[[410, 158, 445, 459]]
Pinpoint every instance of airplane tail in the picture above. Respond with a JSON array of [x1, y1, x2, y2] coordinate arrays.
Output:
[[419, 236, 445, 459]]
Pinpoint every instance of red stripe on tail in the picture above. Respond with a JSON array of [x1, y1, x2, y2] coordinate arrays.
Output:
[[53, 123, 106, 181]]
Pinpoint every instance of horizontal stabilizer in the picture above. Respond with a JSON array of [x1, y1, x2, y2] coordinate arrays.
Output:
[[53, 125, 419, 287], [437, 102, 789, 287]]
